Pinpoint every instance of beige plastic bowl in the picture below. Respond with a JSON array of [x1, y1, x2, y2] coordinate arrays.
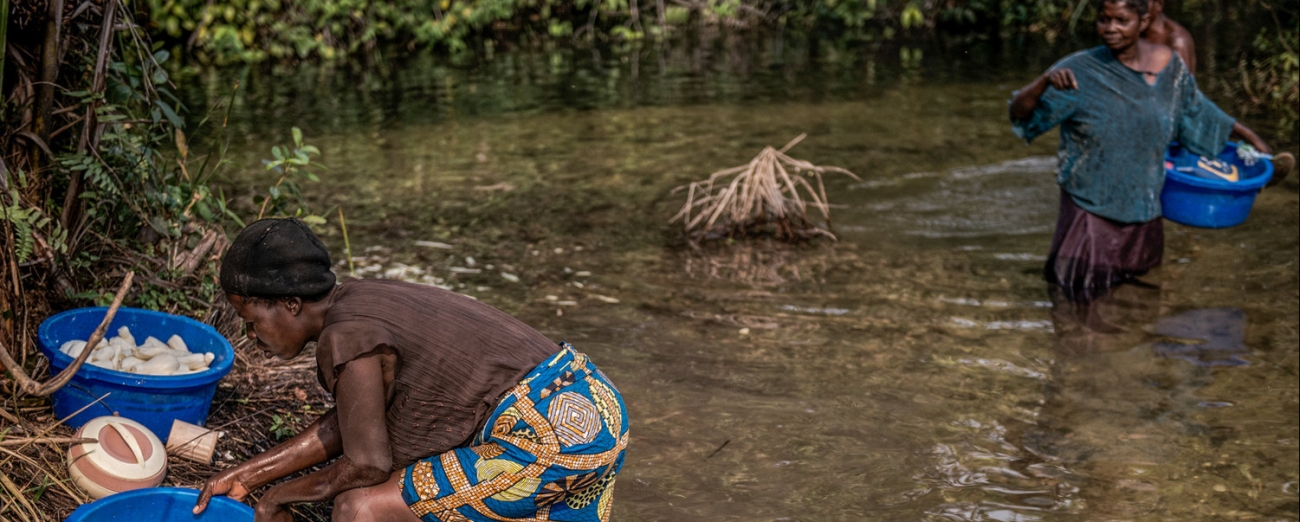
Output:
[[68, 416, 167, 499]]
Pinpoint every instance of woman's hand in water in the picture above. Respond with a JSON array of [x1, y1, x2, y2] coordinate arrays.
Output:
[[1045, 68, 1079, 90], [193, 468, 252, 514]]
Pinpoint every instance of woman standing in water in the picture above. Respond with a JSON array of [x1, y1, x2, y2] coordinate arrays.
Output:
[[1008, 0, 1275, 301], [194, 218, 628, 522]]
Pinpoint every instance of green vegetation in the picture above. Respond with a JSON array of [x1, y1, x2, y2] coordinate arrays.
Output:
[[255, 127, 325, 224], [141, 0, 1296, 133], [1, 0, 324, 340], [1235, 24, 1297, 136], [1, 0, 325, 512], [269, 412, 299, 440], [2, 1, 237, 331], [139, 0, 1129, 64]]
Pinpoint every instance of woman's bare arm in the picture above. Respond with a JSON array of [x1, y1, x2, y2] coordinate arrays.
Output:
[[1229, 121, 1271, 154], [194, 406, 343, 513], [244, 354, 395, 519]]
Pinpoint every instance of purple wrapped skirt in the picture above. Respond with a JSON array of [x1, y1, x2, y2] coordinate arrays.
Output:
[[1046, 190, 1164, 302]]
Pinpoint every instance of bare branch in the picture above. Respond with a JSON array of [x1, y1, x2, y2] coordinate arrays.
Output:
[[0, 272, 134, 397]]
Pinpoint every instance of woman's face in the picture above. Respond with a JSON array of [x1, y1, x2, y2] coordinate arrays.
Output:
[[1096, 2, 1150, 51], [228, 294, 311, 359]]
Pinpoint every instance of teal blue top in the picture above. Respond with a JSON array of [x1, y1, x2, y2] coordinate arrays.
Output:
[[1011, 46, 1235, 223]]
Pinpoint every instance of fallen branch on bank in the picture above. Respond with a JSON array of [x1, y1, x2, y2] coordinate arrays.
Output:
[[0, 272, 134, 397], [0, 437, 96, 448]]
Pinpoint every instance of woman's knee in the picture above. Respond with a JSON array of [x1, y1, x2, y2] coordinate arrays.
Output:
[[332, 489, 367, 522], [333, 474, 419, 522]]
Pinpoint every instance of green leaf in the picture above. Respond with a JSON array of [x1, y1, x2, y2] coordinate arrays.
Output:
[[155, 100, 185, 129], [300, 214, 327, 225], [292, 127, 303, 147], [196, 200, 213, 221], [149, 216, 170, 236]]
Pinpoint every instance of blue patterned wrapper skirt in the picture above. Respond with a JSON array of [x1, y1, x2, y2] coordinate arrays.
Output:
[[400, 343, 629, 522]]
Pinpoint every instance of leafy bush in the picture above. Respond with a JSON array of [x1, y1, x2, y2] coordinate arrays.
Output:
[[142, 0, 971, 63], [1237, 26, 1299, 136]]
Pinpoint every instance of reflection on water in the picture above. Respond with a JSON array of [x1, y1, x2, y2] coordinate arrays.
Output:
[[849, 155, 1060, 239], [191, 37, 1298, 521], [1034, 282, 1230, 519]]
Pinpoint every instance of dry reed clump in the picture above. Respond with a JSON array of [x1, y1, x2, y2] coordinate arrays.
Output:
[[670, 134, 860, 242]]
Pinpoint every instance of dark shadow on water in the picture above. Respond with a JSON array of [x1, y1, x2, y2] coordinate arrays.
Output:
[[1150, 308, 1250, 367], [1048, 277, 1250, 364]]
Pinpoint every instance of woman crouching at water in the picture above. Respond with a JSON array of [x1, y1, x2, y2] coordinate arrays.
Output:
[[1008, 0, 1276, 301], [194, 218, 628, 522]]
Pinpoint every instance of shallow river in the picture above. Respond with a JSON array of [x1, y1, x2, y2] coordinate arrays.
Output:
[[190, 37, 1299, 521]]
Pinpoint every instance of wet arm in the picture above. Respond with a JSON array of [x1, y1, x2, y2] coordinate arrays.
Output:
[[238, 408, 343, 489], [255, 355, 394, 509], [1009, 69, 1077, 122], [194, 406, 344, 513]]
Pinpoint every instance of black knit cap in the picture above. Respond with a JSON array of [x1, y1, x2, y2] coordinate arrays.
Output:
[[220, 217, 336, 298]]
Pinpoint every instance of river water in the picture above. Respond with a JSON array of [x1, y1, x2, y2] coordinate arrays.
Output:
[[188, 35, 1299, 521]]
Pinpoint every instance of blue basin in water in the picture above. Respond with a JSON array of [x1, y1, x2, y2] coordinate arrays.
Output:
[[65, 487, 252, 521]]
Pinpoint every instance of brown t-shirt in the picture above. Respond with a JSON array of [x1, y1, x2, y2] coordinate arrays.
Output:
[[315, 279, 557, 469]]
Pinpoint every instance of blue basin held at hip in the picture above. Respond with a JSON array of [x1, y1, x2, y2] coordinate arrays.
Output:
[[1161, 142, 1274, 228]]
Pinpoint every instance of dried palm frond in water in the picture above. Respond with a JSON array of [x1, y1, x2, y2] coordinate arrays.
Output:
[[670, 134, 860, 242]]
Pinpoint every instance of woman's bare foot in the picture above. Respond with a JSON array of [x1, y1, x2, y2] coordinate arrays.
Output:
[[1269, 152, 1294, 187]]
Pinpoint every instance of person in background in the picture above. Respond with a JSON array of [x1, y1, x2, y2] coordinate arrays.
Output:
[[1143, 0, 1295, 183], [1143, 0, 1197, 75], [194, 217, 628, 522], [1008, 0, 1276, 302]]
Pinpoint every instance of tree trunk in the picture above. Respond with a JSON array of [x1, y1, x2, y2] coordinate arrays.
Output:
[[30, 0, 64, 176], [1, 0, 10, 106], [62, 0, 118, 231]]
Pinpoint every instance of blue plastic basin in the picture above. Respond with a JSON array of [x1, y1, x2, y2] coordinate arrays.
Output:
[[1162, 142, 1274, 228], [65, 487, 252, 521], [38, 307, 235, 442]]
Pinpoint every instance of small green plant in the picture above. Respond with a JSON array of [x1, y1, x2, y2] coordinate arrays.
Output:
[[269, 413, 298, 440], [0, 173, 68, 264], [256, 127, 326, 225], [24, 477, 54, 503]]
